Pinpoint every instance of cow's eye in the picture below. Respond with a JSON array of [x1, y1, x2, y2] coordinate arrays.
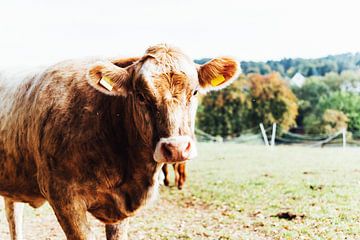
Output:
[[193, 90, 198, 96], [137, 93, 146, 103]]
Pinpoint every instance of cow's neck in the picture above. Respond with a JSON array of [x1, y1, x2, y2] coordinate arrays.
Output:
[[105, 96, 162, 214], [65, 87, 163, 221], [80, 88, 160, 181]]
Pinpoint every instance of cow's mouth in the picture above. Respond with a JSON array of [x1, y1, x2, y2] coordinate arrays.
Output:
[[153, 136, 197, 163]]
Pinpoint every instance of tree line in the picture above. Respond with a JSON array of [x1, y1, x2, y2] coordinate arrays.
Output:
[[196, 53, 360, 138], [240, 53, 360, 78]]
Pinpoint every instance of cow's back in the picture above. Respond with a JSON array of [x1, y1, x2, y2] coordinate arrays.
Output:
[[0, 58, 122, 206], [0, 60, 94, 200]]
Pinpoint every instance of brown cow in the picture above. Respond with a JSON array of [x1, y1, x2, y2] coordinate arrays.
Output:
[[0, 44, 239, 240], [162, 163, 186, 190]]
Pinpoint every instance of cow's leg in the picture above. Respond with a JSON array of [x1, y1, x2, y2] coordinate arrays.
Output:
[[177, 163, 186, 190], [4, 197, 24, 240], [48, 197, 93, 240], [162, 164, 170, 186], [173, 164, 180, 188], [105, 219, 129, 240]]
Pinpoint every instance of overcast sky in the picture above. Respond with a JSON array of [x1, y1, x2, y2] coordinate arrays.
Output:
[[1, 0, 359, 67]]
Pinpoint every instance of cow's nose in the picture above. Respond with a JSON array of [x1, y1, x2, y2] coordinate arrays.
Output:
[[154, 136, 197, 163], [160, 140, 192, 162]]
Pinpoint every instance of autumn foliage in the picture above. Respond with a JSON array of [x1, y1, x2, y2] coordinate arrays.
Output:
[[197, 73, 298, 137]]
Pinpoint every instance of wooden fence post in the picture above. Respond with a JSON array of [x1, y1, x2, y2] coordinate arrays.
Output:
[[271, 123, 277, 147], [342, 128, 346, 148], [259, 123, 269, 146]]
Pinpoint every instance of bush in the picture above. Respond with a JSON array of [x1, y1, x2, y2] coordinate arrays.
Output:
[[303, 113, 322, 134], [322, 109, 348, 134], [317, 92, 360, 132], [303, 109, 349, 134]]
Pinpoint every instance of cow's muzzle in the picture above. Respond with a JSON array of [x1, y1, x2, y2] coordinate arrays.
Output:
[[153, 136, 197, 163]]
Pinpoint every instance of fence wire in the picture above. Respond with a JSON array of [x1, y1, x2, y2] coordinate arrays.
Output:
[[195, 127, 360, 147]]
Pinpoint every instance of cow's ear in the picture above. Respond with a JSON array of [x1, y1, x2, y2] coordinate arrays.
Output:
[[87, 61, 131, 96], [111, 57, 141, 68], [197, 57, 240, 93]]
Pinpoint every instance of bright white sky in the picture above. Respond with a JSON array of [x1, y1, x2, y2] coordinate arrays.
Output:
[[1, 0, 360, 67]]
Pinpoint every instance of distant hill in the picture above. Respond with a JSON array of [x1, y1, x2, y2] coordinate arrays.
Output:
[[196, 53, 360, 78]]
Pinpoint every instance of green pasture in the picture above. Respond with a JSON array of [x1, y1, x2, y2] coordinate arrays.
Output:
[[1, 143, 360, 239], [158, 143, 360, 239]]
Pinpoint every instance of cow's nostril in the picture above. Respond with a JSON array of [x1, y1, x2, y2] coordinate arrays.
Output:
[[161, 143, 173, 160]]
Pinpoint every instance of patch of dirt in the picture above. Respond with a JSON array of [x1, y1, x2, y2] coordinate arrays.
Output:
[[271, 211, 305, 221], [309, 184, 324, 190]]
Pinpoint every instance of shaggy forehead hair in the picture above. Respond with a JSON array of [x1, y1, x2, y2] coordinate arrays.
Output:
[[138, 44, 198, 84]]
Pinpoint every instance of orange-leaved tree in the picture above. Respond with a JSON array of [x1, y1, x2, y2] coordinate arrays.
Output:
[[247, 73, 298, 132], [197, 73, 298, 137]]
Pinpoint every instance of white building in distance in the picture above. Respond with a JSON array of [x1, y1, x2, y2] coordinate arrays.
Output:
[[290, 72, 306, 87]]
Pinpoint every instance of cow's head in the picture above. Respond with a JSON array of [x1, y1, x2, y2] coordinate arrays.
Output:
[[87, 44, 239, 163]]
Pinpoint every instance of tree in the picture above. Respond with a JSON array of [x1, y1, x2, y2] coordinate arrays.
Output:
[[246, 73, 298, 131], [197, 73, 298, 137], [322, 109, 348, 134], [292, 78, 331, 127], [196, 75, 249, 137], [240, 52, 360, 78], [322, 70, 360, 92], [317, 92, 360, 132], [302, 109, 349, 134]]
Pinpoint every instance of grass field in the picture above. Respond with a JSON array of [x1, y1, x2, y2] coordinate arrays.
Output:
[[1, 143, 360, 239]]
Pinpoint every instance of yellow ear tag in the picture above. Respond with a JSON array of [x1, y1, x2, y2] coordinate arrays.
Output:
[[99, 76, 114, 91], [210, 75, 225, 86]]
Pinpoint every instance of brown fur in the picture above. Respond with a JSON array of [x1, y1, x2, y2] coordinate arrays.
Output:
[[0, 44, 239, 240]]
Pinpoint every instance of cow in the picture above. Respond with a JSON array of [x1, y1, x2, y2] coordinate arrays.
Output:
[[162, 163, 186, 190], [0, 44, 239, 240]]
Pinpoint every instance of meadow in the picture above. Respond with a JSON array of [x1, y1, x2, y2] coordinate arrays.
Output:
[[1, 143, 360, 239]]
